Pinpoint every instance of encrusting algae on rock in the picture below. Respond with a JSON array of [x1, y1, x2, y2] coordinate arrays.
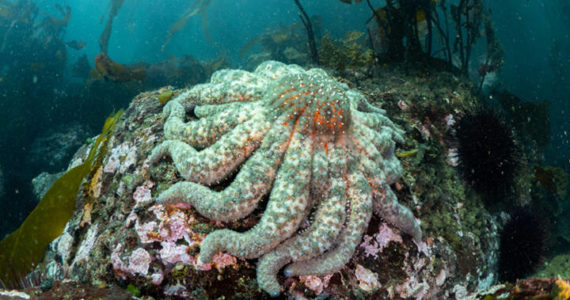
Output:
[[150, 61, 421, 295]]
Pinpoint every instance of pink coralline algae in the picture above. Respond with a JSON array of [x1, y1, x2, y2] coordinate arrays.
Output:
[[132, 181, 154, 204], [159, 241, 192, 264], [112, 245, 152, 278], [360, 222, 404, 258]]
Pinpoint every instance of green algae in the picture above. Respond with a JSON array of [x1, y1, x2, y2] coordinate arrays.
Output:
[[319, 31, 374, 73], [0, 110, 123, 287], [126, 284, 142, 297], [157, 90, 174, 105]]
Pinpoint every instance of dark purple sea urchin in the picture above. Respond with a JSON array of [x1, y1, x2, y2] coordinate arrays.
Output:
[[455, 109, 518, 199], [498, 207, 547, 282]]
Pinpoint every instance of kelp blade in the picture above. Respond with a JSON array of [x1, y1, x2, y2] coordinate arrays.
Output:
[[0, 110, 123, 287]]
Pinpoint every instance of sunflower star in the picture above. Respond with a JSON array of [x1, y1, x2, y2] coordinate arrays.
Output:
[[150, 61, 422, 296]]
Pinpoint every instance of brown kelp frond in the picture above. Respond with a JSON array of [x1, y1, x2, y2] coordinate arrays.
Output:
[[161, 0, 214, 52], [92, 52, 146, 83], [98, 0, 126, 53], [0, 110, 123, 288], [239, 22, 304, 59]]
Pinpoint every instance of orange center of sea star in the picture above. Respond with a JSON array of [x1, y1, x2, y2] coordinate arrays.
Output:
[[269, 74, 352, 137]]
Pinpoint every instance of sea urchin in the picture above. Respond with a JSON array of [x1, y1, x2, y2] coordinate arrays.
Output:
[[498, 207, 547, 282], [455, 109, 518, 199]]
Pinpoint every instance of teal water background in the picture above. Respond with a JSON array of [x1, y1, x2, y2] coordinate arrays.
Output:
[[0, 0, 568, 244]]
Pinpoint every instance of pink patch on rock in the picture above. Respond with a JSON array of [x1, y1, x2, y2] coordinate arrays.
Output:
[[111, 245, 152, 278], [360, 235, 381, 258], [159, 210, 191, 243], [139, 204, 194, 244], [159, 241, 191, 264], [211, 253, 237, 271], [111, 244, 128, 279], [355, 264, 381, 292], [133, 181, 154, 205], [196, 260, 212, 271], [135, 220, 159, 243], [103, 142, 137, 174], [128, 248, 152, 276], [360, 223, 403, 258], [299, 275, 330, 295], [376, 223, 403, 248]]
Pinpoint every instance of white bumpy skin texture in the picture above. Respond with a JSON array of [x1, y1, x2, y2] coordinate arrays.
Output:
[[151, 61, 421, 296]]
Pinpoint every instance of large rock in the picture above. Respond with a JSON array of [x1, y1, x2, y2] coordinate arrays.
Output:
[[35, 63, 501, 299]]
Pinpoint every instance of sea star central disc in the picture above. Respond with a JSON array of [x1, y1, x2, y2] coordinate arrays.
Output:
[[268, 72, 352, 136]]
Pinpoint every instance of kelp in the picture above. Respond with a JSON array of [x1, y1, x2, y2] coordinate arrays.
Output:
[[319, 31, 374, 73], [238, 22, 303, 59], [161, 0, 213, 52], [0, 110, 123, 288], [99, 0, 126, 54]]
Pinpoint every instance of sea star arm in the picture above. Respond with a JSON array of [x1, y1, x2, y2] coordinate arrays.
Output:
[[308, 142, 330, 204], [154, 114, 294, 222], [198, 127, 313, 263], [188, 69, 268, 105], [164, 103, 261, 149], [352, 121, 402, 184], [163, 101, 259, 148], [284, 167, 373, 277], [256, 146, 348, 296], [373, 185, 422, 242], [150, 111, 271, 185], [353, 110, 405, 143], [351, 128, 421, 242]]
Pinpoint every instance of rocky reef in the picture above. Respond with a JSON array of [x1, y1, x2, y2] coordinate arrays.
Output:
[[22, 61, 501, 299]]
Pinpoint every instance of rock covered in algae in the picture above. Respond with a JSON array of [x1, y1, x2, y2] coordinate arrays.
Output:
[[33, 61, 500, 299]]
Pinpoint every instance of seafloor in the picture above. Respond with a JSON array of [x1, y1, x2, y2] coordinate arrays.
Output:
[[0, 61, 552, 300]]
